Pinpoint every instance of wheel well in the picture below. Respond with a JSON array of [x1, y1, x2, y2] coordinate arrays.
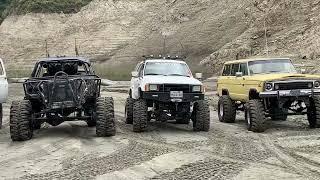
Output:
[[222, 89, 229, 95], [138, 88, 143, 98], [249, 89, 259, 100]]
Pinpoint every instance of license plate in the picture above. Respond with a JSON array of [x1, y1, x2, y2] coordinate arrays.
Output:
[[170, 91, 183, 98], [290, 89, 301, 96]]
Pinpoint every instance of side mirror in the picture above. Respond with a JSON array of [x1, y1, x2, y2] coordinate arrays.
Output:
[[235, 72, 243, 77], [195, 73, 203, 79], [300, 69, 306, 74], [131, 71, 138, 77]]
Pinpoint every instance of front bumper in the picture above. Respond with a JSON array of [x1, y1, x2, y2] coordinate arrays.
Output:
[[142, 92, 204, 102], [259, 89, 320, 98]]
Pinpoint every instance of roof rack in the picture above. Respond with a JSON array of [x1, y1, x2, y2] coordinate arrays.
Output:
[[142, 55, 186, 60]]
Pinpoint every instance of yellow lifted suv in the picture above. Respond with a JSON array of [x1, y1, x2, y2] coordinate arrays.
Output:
[[217, 58, 320, 132]]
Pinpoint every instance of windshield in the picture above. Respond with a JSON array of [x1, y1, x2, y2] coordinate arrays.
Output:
[[248, 59, 297, 75], [144, 62, 191, 77]]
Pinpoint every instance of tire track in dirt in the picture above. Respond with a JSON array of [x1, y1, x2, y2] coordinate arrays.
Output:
[[21, 141, 174, 180], [260, 134, 320, 179]]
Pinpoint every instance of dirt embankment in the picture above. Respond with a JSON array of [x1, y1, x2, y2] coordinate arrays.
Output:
[[202, 0, 320, 72], [1, 0, 320, 75]]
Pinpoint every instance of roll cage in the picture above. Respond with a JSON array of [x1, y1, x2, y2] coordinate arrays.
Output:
[[31, 59, 94, 78]]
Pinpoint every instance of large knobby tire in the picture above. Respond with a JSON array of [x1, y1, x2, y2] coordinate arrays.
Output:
[[10, 100, 33, 141], [0, 104, 2, 129], [125, 97, 134, 124], [133, 99, 148, 132], [192, 100, 210, 132], [96, 97, 116, 137], [307, 96, 320, 128], [218, 95, 236, 123], [245, 99, 267, 133]]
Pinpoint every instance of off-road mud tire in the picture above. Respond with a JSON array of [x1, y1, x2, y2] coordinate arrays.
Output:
[[0, 104, 2, 129], [218, 95, 236, 123], [96, 97, 116, 137], [246, 99, 267, 133], [133, 99, 148, 132], [307, 96, 320, 128], [192, 100, 210, 132], [125, 97, 134, 124], [10, 100, 33, 141]]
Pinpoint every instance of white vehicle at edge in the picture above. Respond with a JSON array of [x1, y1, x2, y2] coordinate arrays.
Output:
[[0, 58, 8, 129], [125, 58, 210, 132]]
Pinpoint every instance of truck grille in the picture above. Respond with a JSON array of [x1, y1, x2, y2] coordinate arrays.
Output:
[[275, 82, 312, 90], [160, 84, 191, 93]]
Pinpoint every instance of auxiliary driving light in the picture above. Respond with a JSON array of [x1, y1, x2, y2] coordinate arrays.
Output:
[[192, 85, 202, 92], [265, 83, 273, 91], [149, 84, 159, 91]]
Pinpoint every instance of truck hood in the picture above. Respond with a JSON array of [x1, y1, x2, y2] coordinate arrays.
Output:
[[142, 75, 202, 85], [251, 73, 320, 82]]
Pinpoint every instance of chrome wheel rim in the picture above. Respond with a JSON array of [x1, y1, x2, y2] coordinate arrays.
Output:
[[219, 103, 224, 117], [246, 110, 251, 126]]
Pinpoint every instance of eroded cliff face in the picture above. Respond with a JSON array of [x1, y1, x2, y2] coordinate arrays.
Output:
[[201, 0, 320, 73], [0, 0, 319, 75]]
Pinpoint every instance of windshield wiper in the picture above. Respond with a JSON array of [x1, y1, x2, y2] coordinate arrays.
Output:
[[167, 74, 190, 77]]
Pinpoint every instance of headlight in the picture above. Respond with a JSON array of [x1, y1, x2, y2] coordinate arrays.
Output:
[[265, 83, 273, 91], [314, 81, 320, 88], [192, 85, 202, 92], [149, 84, 159, 91]]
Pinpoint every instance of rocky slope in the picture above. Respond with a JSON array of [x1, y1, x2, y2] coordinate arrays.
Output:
[[0, 0, 319, 77]]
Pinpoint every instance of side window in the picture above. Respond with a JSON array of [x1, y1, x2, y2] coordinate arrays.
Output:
[[222, 65, 231, 76], [135, 62, 142, 71], [0, 62, 4, 75], [138, 64, 144, 77], [36, 64, 46, 77], [239, 63, 248, 76], [230, 64, 240, 76]]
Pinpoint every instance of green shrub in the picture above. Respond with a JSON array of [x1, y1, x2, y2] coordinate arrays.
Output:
[[0, 0, 92, 23], [93, 64, 136, 81], [5, 0, 92, 14]]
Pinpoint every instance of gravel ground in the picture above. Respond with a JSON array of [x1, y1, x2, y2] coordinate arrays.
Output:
[[0, 83, 320, 180]]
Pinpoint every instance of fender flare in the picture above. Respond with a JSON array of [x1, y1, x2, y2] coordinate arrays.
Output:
[[249, 89, 260, 100], [221, 89, 229, 96]]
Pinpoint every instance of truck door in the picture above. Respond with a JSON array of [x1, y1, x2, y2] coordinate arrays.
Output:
[[229, 63, 243, 100], [218, 64, 231, 95], [132, 62, 144, 99], [0, 58, 8, 103], [237, 63, 249, 101]]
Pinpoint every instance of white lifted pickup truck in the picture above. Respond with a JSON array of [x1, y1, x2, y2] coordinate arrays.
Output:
[[0, 58, 8, 129], [125, 56, 210, 132]]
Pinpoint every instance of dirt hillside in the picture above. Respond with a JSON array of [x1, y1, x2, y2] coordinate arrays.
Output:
[[0, 0, 320, 77]]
